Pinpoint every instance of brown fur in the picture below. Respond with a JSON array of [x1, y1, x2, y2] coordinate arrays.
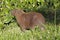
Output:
[[11, 9, 45, 31]]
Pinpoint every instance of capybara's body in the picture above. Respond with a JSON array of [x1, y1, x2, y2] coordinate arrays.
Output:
[[11, 9, 45, 31]]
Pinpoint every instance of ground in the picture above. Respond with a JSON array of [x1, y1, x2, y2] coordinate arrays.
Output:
[[0, 22, 59, 40]]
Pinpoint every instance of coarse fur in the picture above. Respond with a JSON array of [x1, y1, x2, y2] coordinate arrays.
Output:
[[11, 9, 45, 31]]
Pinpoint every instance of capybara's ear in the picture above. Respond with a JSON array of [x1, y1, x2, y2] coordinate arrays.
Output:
[[11, 9, 17, 16]]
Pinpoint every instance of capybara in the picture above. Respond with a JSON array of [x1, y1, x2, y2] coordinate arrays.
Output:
[[11, 9, 45, 31]]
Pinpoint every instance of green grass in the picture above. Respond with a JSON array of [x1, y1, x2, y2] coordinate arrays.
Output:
[[0, 22, 59, 40], [0, 0, 60, 40]]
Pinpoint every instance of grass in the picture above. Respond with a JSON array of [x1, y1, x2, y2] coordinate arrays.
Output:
[[0, 22, 59, 40]]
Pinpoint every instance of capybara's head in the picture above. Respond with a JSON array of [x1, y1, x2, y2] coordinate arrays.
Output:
[[11, 9, 45, 31], [11, 9, 24, 16]]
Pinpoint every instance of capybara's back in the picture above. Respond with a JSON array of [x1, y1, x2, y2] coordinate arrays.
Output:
[[28, 12, 45, 30], [11, 9, 45, 31]]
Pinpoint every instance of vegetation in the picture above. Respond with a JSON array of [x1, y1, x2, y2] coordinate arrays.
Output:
[[0, 0, 60, 40], [0, 23, 57, 40]]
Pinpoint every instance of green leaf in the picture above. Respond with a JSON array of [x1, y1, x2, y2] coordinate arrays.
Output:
[[3, 15, 12, 23], [0, 20, 3, 28]]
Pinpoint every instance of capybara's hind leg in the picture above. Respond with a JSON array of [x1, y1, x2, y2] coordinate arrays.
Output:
[[38, 24, 45, 31]]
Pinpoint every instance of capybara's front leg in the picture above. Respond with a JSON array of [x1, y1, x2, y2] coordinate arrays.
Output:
[[21, 27, 26, 32], [21, 25, 27, 32]]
